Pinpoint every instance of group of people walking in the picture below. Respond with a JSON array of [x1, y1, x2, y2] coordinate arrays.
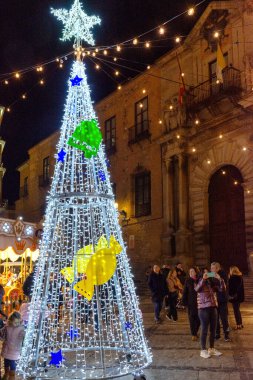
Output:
[[148, 262, 245, 358]]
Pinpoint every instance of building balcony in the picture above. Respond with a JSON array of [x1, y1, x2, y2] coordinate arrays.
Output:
[[19, 187, 28, 198], [38, 175, 50, 188], [186, 67, 242, 112], [128, 121, 151, 145]]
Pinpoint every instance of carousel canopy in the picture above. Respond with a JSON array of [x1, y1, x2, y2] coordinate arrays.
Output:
[[0, 216, 40, 258], [0, 247, 39, 262]]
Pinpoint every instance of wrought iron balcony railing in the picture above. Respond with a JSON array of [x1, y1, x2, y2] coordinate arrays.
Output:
[[186, 67, 241, 111]]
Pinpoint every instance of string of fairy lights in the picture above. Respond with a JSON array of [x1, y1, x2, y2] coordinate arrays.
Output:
[[2, 10, 253, 106], [0, 0, 220, 113], [1, 0, 253, 195], [1, 9, 253, 115], [190, 143, 253, 195]]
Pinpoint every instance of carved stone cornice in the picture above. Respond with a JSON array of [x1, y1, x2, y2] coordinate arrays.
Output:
[[243, 0, 253, 14]]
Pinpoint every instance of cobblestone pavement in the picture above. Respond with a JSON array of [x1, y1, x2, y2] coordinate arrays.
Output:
[[13, 297, 253, 380], [124, 296, 253, 380]]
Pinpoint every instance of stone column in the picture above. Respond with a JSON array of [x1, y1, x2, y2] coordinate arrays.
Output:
[[161, 156, 175, 259], [178, 153, 188, 230], [175, 153, 192, 263]]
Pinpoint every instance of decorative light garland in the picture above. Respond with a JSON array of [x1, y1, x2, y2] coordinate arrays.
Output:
[[4, 0, 253, 114], [0, 0, 208, 85]]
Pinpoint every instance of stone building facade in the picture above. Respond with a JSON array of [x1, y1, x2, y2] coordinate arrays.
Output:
[[16, 0, 253, 277], [16, 132, 59, 222]]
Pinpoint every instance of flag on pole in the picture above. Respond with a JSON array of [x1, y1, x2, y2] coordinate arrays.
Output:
[[216, 43, 226, 83], [178, 86, 185, 106]]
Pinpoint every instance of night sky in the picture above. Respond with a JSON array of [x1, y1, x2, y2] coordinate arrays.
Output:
[[0, 0, 211, 204]]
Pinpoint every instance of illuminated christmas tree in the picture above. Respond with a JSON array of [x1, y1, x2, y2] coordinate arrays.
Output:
[[17, 1, 151, 379]]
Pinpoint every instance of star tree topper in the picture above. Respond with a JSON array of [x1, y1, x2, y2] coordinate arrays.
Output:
[[51, 0, 101, 46]]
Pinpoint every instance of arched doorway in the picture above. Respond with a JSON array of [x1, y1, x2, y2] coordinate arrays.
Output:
[[208, 165, 248, 273]]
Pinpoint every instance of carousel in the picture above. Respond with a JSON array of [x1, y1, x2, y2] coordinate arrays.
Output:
[[0, 216, 39, 306], [0, 107, 40, 307]]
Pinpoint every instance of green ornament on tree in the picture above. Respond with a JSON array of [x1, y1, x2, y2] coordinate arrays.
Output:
[[68, 119, 102, 158]]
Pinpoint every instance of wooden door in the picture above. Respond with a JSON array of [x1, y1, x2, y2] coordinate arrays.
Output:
[[208, 165, 248, 273]]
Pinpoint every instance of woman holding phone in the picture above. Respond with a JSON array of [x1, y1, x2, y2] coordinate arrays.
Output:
[[195, 270, 226, 358]]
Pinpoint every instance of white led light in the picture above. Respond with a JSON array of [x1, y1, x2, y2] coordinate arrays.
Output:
[[2, 222, 11, 233], [25, 226, 34, 236]]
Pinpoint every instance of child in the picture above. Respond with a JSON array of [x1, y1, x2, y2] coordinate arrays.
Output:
[[0, 311, 25, 379], [19, 301, 30, 327]]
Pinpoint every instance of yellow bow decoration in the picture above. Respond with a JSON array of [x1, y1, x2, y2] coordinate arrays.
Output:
[[61, 236, 122, 300]]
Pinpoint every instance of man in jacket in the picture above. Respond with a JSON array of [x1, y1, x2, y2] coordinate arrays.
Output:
[[22, 268, 36, 300], [182, 267, 200, 340], [175, 262, 186, 286], [210, 262, 230, 341], [148, 265, 167, 323]]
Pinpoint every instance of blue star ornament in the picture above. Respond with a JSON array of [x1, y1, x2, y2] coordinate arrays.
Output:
[[57, 149, 66, 163], [98, 170, 106, 181], [51, 0, 101, 46], [49, 349, 65, 367], [70, 75, 83, 87], [125, 321, 133, 330]]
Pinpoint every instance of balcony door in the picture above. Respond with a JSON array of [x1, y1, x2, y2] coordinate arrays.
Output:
[[208, 165, 248, 273]]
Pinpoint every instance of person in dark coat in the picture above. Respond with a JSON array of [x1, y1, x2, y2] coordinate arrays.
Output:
[[228, 266, 244, 329], [161, 264, 171, 309], [22, 270, 35, 300], [148, 265, 167, 323], [182, 267, 200, 341], [161, 264, 171, 280], [0, 284, 7, 320], [175, 262, 186, 286], [211, 262, 230, 341], [166, 269, 183, 322]]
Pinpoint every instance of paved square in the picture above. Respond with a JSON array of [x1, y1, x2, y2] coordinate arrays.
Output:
[[13, 297, 253, 379]]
